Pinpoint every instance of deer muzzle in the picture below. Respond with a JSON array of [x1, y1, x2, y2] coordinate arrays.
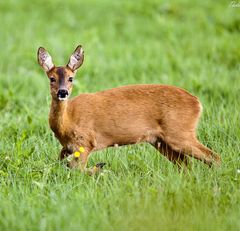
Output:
[[57, 89, 69, 101]]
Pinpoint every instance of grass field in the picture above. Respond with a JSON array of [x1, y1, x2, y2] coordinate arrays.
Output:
[[0, 0, 240, 230]]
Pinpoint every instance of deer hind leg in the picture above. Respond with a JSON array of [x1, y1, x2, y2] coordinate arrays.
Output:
[[166, 137, 221, 166], [194, 141, 221, 166], [152, 139, 188, 166]]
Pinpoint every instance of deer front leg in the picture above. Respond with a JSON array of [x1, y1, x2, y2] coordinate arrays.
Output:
[[59, 146, 73, 160], [67, 146, 106, 175], [68, 146, 89, 170]]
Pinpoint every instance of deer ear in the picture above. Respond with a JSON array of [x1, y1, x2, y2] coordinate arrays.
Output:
[[67, 45, 84, 72], [37, 47, 54, 72]]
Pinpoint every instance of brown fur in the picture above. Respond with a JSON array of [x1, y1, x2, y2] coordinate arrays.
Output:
[[38, 46, 221, 172]]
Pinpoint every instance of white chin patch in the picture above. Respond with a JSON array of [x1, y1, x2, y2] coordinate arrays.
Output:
[[58, 96, 68, 101]]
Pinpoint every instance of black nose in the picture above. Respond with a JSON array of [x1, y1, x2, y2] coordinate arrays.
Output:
[[57, 89, 69, 98]]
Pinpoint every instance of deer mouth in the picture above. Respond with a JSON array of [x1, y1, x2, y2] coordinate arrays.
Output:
[[58, 95, 68, 101]]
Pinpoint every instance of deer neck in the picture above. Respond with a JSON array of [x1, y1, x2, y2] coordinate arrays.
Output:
[[49, 98, 69, 138]]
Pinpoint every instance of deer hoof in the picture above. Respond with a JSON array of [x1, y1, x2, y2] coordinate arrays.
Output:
[[95, 162, 106, 169]]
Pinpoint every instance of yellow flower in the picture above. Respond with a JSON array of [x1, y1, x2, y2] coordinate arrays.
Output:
[[74, 151, 81, 158], [79, 146, 85, 153]]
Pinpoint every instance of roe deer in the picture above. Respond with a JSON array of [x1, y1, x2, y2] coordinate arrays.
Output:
[[37, 45, 220, 174]]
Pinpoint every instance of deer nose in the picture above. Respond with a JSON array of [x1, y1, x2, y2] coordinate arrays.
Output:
[[57, 89, 69, 99]]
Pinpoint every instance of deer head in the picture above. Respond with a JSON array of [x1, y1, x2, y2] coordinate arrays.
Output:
[[37, 45, 84, 101]]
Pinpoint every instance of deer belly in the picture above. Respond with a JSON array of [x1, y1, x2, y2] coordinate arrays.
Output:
[[96, 122, 159, 148]]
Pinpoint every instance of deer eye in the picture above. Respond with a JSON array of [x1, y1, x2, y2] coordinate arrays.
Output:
[[50, 77, 56, 83], [68, 77, 73, 82]]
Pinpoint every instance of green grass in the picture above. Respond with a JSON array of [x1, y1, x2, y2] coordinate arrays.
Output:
[[0, 0, 240, 230]]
